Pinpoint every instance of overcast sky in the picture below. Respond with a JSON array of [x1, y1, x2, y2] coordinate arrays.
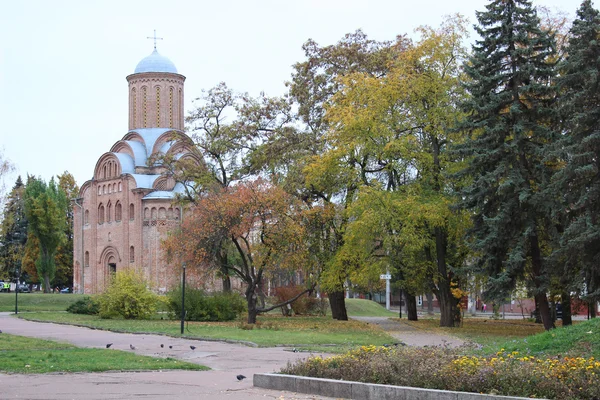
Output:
[[0, 0, 583, 192]]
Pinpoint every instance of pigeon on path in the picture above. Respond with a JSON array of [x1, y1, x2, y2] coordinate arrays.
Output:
[[236, 375, 246, 381], [106, 343, 113, 349], [190, 345, 196, 350], [169, 345, 173, 349], [160, 344, 164, 348], [130, 344, 136, 350]]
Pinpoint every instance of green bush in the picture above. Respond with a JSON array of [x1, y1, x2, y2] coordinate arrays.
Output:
[[167, 287, 246, 322], [66, 296, 100, 315], [97, 270, 159, 319]]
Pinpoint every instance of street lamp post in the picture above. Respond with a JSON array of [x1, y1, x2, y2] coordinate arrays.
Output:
[[15, 268, 19, 315], [180, 262, 186, 335]]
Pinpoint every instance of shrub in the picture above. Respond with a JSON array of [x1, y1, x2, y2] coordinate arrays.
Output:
[[274, 285, 325, 315], [166, 287, 246, 322], [282, 346, 600, 400], [66, 296, 99, 315], [97, 270, 159, 319]]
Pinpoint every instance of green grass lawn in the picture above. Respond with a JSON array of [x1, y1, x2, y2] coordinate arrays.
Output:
[[0, 292, 85, 312], [343, 298, 398, 317], [404, 316, 600, 358], [496, 317, 600, 358], [18, 312, 395, 352], [0, 333, 208, 374]]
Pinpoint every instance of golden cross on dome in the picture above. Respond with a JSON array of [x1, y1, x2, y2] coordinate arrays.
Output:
[[147, 29, 163, 50]]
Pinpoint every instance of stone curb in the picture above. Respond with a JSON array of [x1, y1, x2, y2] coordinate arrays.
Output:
[[253, 373, 546, 400]]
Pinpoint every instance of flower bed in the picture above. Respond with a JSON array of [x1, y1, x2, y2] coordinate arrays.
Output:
[[281, 345, 600, 400]]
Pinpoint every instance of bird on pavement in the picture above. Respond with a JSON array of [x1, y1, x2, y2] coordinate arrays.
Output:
[[106, 343, 113, 349], [160, 344, 164, 348], [169, 345, 173, 349], [236, 375, 246, 381], [130, 344, 136, 350], [190, 345, 196, 350]]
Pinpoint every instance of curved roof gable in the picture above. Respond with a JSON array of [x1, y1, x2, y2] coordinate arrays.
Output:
[[143, 182, 188, 200], [125, 128, 174, 158], [93, 152, 134, 179], [129, 174, 161, 190]]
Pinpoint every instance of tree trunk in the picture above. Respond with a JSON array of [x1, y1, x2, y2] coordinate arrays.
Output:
[[531, 234, 554, 330], [591, 301, 597, 318], [43, 275, 51, 294], [406, 293, 418, 321], [218, 250, 231, 292], [426, 292, 434, 314], [561, 291, 572, 326], [535, 293, 553, 330], [438, 283, 455, 327], [328, 291, 348, 320], [434, 226, 455, 327], [222, 276, 231, 292], [246, 288, 258, 324]]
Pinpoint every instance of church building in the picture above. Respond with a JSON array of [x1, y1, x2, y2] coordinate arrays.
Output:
[[72, 43, 194, 294]]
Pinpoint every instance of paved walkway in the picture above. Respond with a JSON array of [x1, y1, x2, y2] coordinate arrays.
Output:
[[0, 313, 333, 400], [352, 316, 466, 348], [0, 313, 466, 399]]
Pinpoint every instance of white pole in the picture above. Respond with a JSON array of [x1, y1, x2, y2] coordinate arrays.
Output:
[[386, 269, 390, 310]]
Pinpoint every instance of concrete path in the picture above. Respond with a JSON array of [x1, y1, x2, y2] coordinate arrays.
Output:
[[352, 316, 466, 348], [0, 313, 333, 400]]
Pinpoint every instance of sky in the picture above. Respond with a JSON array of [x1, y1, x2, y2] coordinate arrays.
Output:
[[0, 0, 583, 193]]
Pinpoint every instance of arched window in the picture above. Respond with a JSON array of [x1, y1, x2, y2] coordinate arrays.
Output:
[[155, 86, 161, 126], [113, 183, 116, 192], [132, 87, 137, 126], [129, 246, 135, 263], [169, 86, 174, 127], [84, 209, 89, 225], [115, 202, 122, 222], [84, 251, 89, 268], [167, 207, 174, 219], [151, 207, 157, 220], [118, 182, 122, 192], [174, 207, 180, 220], [158, 207, 167, 219], [98, 186, 102, 195], [144, 207, 150, 220], [106, 202, 112, 223], [103, 184, 106, 194], [103, 165, 107, 179], [108, 185, 111, 194], [98, 204, 104, 224], [142, 86, 148, 127], [129, 203, 135, 220]]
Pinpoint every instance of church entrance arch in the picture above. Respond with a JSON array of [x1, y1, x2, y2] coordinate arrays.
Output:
[[99, 246, 121, 288]]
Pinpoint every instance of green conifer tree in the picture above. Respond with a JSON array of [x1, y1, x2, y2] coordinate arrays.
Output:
[[553, 0, 600, 318], [0, 176, 28, 281], [457, 0, 558, 330]]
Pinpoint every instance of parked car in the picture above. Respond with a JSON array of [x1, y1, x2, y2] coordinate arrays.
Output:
[[60, 287, 72, 294], [16, 284, 30, 293]]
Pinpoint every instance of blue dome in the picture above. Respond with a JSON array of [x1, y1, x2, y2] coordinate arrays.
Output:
[[134, 49, 178, 74]]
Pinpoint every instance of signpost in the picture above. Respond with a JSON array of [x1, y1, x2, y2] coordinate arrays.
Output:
[[380, 271, 391, 310]]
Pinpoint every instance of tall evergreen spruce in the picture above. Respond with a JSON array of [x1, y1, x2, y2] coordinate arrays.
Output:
[[554, 0, 600, 318], [458, 0, 557, 330], [0, 177, 28, 280]]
